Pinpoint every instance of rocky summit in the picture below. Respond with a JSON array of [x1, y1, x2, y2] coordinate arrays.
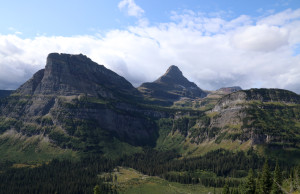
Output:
[[17, 53, 139, 98], [138, 65, 207, 103]]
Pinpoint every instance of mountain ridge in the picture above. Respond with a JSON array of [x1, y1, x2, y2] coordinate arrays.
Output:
[[0, 53, 299, 165]]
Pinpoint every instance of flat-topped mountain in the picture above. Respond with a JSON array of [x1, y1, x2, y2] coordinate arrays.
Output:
[[217, 86, 242, 93], [17, 53, 140, 98], [138, 65, 207, 102]]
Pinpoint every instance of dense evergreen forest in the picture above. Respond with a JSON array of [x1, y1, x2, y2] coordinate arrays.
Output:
[[0, 148, 298, 194]]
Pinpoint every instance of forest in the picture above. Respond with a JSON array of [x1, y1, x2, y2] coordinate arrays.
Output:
[[0, 148, 299, 194]]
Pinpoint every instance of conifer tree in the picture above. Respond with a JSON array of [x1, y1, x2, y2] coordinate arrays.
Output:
[[244, 168, 256, 194], [223, 182, 230, 194], [94, 185, 101, 194], [256, 171, 264, 194], [261, 159, 273, 194], [272, 161, 282, 194]]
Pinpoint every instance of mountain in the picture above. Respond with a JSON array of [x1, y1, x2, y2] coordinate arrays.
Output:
[[138, 65, 207, 103], [0, 53, 300, 166], [0, 90, 14, 98], [217, 86, 242, 93], [211, 88, 300, 145], [0, 53, 162, 161], [156, 88, 300, 162], [16, 53, 139, 98]]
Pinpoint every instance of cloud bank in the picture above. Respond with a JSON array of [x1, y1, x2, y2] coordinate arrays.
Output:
[[0, 8, 300, 93]]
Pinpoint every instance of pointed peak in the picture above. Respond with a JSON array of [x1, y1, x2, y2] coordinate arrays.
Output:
[[164, 65, 183, 77]]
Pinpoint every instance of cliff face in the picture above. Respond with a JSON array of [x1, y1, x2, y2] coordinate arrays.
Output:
[[160, 88, 300, 150], [0, 53, 159, 150], [216, 86, 242, 94], [138, 65, 207, 102], [17, 53, 139, 98], [207, 89, 300, 145]]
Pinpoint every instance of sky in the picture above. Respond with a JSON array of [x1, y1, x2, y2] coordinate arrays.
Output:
[[1, 0, 300, 93]]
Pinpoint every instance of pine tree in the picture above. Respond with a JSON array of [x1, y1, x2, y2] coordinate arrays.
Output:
[[272, 161, 282, 194], [261, 159, 273, 194], [223, 182, 230, 194], [94, 185, 101, 194], [244, 168, 256, 194], [289, 168, 299, 192], [256, 172, 263, 194]]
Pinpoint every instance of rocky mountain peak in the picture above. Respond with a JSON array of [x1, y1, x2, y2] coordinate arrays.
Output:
[[163, 65, 183, 77], [16, 53, 139, 98], [155, 65, 194, 87], [139, 65, 207, 102]]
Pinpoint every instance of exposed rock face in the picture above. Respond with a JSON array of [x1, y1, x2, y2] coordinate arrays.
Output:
[[138, 65, 207, 102], [213, 88, 300, 112], [217, 86, 242, 94], [0, 53, 159, 148], [243, 88, 300, 103], [209, 88, 300, 146], [17, 53, 139, 98]]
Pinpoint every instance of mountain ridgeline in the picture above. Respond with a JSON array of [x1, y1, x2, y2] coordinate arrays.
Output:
[[0, 53, 299, 164]]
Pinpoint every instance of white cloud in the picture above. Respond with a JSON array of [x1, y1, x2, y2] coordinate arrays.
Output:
[[258, 8, 300, 26], [1, 9, 300, 94], [118, 0, 144, 18], [232, 25, 289, 52]]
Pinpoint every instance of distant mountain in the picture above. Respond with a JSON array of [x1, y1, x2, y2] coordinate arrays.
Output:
[[138, 65, 207, 103], [0, 90, 14, 98], [217, 86, 242, 93]]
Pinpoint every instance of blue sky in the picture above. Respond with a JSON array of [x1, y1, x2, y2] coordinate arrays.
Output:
[[1, 0, 300, 93], [1, 0, 299, 37]]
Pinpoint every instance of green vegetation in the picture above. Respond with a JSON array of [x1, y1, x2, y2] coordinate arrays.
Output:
[[0, 133, 77, 164], [244, 101, 300, 146], [113, 167, 222, 194], [0, 117, 18, 134], [272, 161, 283, 194], [0, 145, 299, 193]]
